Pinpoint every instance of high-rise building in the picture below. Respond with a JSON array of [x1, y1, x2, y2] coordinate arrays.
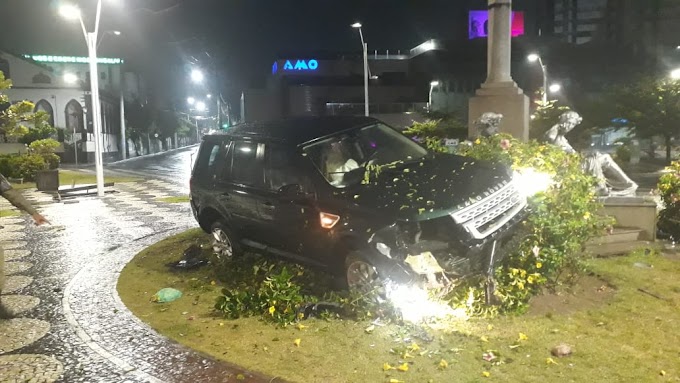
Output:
[[553, 0, 608, 44]]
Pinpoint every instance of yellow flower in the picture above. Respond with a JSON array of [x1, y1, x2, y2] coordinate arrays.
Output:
[[584, 212, 591, 220], [268, 306, 276, 315], [403, 352, 414, 359], [439, 359, 449, 369], [409, 342, 420, 352], [536, 262, 543, 269], [546, 357, 558, 365], [517, 282, 525, 290], [480, 336, 489, 342], [382, 362, 394, 371], [296, 323, 307, 330], [389, 379, 404, 383], [527, 275, 535, 284], [482, 371, 491, 378], [518, 332, 528, 341], [510, 268, 519, 275], [293, 338, 301, 347], [475, 138, 481, 145], [397, 363, 409, 372]]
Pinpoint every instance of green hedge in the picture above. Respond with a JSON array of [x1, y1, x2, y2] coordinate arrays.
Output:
[[0, 154, 47, 181]]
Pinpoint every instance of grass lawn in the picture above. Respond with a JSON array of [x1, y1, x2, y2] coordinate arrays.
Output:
[[156, 196, 190, 204], [118, 230, 680, 383], [0, 209, 20, 218], [9, 169, 141, 190]]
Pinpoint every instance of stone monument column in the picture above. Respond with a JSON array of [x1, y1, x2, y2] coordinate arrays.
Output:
[[468, 0, 530, 141]]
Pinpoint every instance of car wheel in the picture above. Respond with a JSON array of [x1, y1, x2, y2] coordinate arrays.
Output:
[[210, 220, 242, 262], [344, 251, 383, 292]]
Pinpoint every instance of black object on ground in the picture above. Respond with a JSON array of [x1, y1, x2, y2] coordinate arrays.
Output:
[[297, 302, 344, 320], [167, 244, 208, 270]]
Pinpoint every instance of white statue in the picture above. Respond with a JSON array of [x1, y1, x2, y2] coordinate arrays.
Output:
[[545, 111, 638, 197], [475, 112, 503, 138]]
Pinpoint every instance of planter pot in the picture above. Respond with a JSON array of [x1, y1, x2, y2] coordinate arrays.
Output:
[[36, 169, 59, 191]]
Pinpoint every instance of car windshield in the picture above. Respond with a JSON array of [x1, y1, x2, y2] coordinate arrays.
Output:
[[303, 122, 428, 188]]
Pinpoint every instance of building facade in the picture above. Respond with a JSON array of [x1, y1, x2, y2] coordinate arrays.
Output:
[[0, 51, 139, 162]]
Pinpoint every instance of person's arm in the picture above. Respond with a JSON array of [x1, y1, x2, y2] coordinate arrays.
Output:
[[1, 174, 48, 225]]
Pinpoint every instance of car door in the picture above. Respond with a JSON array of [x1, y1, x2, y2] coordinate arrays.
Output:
[[215, 139, 270, 241], [190, 138, 228, 218], [259, 143, 325, 264]]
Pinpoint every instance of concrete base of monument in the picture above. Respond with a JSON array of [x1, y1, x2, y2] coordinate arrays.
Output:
[[586, 196, 659, 257], [468, 82, 530, 141], [599, 196, 658, 241]]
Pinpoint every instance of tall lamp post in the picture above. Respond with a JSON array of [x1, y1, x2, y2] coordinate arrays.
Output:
[[428, 80, 440, 112], [352, 22, 369, 117], [527, 53, 548, 105], [59, 2, 110, 197]]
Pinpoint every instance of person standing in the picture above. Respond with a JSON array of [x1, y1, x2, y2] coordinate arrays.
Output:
[[0, 173, 48, 319]]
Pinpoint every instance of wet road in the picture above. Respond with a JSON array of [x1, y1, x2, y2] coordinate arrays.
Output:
[[108, 146, 199, 191], [0, 150, 272, 383]]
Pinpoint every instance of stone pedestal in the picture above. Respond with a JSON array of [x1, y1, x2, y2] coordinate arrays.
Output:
[[468, 0, 530, 141], [469, 84, 530, 141], [599, 196, 657, 241]]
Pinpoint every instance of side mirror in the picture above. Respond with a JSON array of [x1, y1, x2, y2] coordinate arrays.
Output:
[[278, 184, 306, 201]]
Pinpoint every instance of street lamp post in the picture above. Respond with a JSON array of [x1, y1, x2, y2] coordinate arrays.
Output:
[[428, 80, 440, 113], [352, 22, 369, 117], [60, 1, 108, 197], [527, 53, 548, 105]]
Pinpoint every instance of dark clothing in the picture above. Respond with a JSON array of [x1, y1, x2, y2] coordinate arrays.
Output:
[[0, 174, 37, 216]]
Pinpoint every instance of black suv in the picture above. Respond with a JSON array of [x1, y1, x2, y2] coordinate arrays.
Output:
[[190, 116, 527, 290]]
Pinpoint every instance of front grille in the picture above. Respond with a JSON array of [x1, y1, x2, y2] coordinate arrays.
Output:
[[450, 181, 526, 239]]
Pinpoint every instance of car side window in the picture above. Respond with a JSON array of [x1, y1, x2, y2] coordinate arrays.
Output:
[[193, 141, 224, 180], [265, 144, 313, 193], [230, 140, 264, 186]]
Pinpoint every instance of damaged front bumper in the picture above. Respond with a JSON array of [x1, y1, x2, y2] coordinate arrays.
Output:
[[366, 204, 529, 290]]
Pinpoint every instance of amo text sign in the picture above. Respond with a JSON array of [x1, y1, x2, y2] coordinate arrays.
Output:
[[283, 59, 319, 72]]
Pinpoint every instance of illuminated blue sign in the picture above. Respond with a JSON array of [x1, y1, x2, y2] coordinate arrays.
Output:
[[282, 59, 319, 71]]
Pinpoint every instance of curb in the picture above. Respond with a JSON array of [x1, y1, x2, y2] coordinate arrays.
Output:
[[62, 224, 279, 383]]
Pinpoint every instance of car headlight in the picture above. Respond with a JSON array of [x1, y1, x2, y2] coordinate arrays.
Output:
[[513, 167, 554, 197]]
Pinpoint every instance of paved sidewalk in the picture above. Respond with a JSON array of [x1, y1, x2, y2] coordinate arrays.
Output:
[[1, 181, 275, 382]]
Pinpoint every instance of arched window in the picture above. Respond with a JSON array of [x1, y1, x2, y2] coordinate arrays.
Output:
[[34, 99, 55, 127], [64, 99, 84, 134]]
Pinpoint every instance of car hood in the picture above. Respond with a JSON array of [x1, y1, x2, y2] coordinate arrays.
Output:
[[339, 154, 512, 221]]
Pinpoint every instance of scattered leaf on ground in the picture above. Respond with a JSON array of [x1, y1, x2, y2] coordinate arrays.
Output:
[[383, 362, 394, 371], [397, 363, 409, 372], [482, 371, 491, 378], [293, 338, 301, 347], [439, 359, 448, 369]]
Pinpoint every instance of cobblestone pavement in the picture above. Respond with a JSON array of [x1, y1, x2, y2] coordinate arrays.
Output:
[[1, 166, 274, 382]]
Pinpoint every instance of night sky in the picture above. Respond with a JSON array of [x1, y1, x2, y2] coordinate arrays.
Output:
[[0, 0, 491, 104]]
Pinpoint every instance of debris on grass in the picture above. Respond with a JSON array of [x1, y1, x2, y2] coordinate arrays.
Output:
[[551, 343, 573, 357], [152, 288, 182, 303]]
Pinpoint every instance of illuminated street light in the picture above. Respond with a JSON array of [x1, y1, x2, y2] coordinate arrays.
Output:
[[63, 73, 78, 84], [422, 40, 436, 51], [207, 93, 212, 99], [671, 68, 680, 80], [187, 96, 195, 105], [527, 53, 548, 104], [549, 83, 562, 93], [351, 21, 369, 116], [59, 1, 107, 196], [195, 101, 207, 112], [191, 69, 204, 83], [113, 30, 121, 36], [58, 4, 81, 20]]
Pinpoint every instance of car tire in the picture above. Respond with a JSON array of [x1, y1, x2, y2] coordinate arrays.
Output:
[[343, 251, 383, 293], [210, 220, 242, 263]]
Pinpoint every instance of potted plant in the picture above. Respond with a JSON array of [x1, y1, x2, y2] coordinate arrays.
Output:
[[30, 138, 61, 191]]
